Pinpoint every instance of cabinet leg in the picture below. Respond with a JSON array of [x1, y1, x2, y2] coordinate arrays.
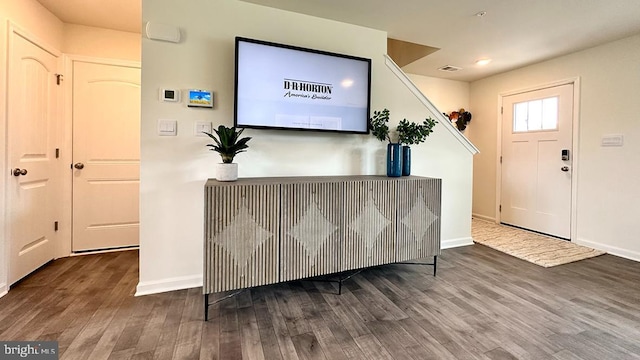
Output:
[[433, 255, 438, 276], [204, 294, 209, 321], [396, 255, 438, 276]]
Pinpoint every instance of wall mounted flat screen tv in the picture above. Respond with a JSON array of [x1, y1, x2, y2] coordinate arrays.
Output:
[[234, 37, 371, 134]]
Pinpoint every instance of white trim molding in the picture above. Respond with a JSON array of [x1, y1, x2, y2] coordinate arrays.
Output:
[[384, 55, 479, 155], [576, 238, 640, 262], [0, 283, 7, 299], [135, 274, 202, 296], [442, 237, 474, 249], [472, 213, 496, 223]]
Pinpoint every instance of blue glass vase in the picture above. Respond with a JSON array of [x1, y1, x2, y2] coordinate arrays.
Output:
[[386, 143, 402, 177], [402, 145, 411, 176]]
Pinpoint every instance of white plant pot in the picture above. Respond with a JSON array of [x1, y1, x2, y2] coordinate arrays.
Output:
[[215, 163, 238, 182]]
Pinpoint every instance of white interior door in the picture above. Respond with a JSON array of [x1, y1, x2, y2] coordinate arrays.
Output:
[[7, 31, 59, 284], [501, 84, 573, 239], [72, 61, 141, 252]]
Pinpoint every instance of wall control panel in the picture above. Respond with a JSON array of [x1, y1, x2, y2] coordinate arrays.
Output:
[[160, 88, 180, 102]]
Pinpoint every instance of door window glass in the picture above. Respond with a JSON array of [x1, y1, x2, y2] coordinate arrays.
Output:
[[513, 96, 558, 132]]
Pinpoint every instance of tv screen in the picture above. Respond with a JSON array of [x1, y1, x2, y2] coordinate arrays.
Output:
[[234, 37, 371, 134]]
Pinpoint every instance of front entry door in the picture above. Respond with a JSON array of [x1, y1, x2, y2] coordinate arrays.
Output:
[[7, 30, 59, 284], [501, 84, 573, 239], [72, 61, 141, 251]]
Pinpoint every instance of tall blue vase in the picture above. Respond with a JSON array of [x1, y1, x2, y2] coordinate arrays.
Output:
[[402, 145, 411, 176], [386, 143, 402, 177]]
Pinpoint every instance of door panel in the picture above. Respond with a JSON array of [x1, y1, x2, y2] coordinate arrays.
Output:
[[7, 32, 58, 284], [72, 61, 141, 251], [501, 84, 573, 239]]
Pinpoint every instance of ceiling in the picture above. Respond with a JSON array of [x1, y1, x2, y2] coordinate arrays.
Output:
[[36, 0, 640, 82], [35, 0, 141, 34]]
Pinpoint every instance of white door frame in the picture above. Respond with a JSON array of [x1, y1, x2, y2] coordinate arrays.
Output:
[[495, 77, 581, 241], [60, 55, 141, 257], [2, 23, 63, 294]]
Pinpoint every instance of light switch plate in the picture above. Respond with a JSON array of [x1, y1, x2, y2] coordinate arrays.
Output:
[[195, 121, 212, 136], [158, 119, 177, 136]]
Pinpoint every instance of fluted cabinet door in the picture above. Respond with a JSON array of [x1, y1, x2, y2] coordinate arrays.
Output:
[[396, 178, 442, 262], [204, 176, 441, 295], [204, 184, 280, 293], [342, 179, 396, 271], [280, 182, 342, 281]]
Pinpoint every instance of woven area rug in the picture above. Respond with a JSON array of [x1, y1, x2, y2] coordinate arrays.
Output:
[[472, 219, 605, 267]]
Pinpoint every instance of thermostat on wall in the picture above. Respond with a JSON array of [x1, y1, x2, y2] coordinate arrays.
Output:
[[160, 88, 180, 102]]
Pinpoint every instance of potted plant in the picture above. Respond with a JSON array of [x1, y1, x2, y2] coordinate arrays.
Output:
[[369, 108, 437, 177], [203, 125, 251, 181], [369, 109, 401, 177], [397, 117, 437, 176]]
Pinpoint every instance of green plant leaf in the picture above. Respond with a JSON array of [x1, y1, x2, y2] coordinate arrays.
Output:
[[204, 125, 252, 162], [369, 108, 392, 143]]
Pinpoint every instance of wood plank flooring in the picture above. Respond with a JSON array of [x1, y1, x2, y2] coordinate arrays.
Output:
[[1, 245, 640, 359]]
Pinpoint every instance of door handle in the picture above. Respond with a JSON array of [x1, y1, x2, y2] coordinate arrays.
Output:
[[12, 168, 27, 176], [561, 166, 570, 172], [73, 162, 85, 170]]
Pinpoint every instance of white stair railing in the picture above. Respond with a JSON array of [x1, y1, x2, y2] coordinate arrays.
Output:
[[384, 54, 479, 155]]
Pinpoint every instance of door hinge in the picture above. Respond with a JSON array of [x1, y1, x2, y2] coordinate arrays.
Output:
[[499, 205, 502, 212], [55, 74, 64, 85], [501, 106, 503, 114], [54, 221, 59, 231], [55, 148, 60, 159], [500, 156, 502, 164]]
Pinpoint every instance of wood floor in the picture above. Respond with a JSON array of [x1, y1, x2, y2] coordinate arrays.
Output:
[[1, 245, 640, 360]]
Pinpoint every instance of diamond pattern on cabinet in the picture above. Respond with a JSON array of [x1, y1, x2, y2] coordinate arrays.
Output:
[[401, 191, 438, 240], [213, 203, 274, 269], [348, 191, 393, 253], [287, 201, 339, 263]]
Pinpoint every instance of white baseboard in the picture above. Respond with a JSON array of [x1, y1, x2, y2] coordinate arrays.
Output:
[[472, 213, 496, 223], [0, 283, 7, 299], [135, 237, 476, 296], [575, 238, 640, 262], [442, 237, 474, 249], [135, 274, 202, 296]]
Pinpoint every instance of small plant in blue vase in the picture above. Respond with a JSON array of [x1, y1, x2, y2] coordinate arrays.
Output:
[[369, 109, 437, 177], [397, 117, 437, 176]]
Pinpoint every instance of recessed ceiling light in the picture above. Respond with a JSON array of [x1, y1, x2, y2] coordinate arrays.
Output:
[[475, 58, 492, 66]]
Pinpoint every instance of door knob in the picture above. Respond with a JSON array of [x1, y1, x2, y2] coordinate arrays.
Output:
[[12, 168, 27, 176], [561, 166, 570, 172], [74, 162, 85, 170]]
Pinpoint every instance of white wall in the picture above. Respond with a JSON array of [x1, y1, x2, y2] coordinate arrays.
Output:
[[409, 75, 470, 114], [469, 33, 640, 260], [409, 74, 471, 137], [0, 0, 64, 297], [138, 0, 475, 295], [63, 24, 141, 61]]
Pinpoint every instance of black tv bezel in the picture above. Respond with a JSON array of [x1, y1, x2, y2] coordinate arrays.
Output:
[[233, 36, 372, 135]]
